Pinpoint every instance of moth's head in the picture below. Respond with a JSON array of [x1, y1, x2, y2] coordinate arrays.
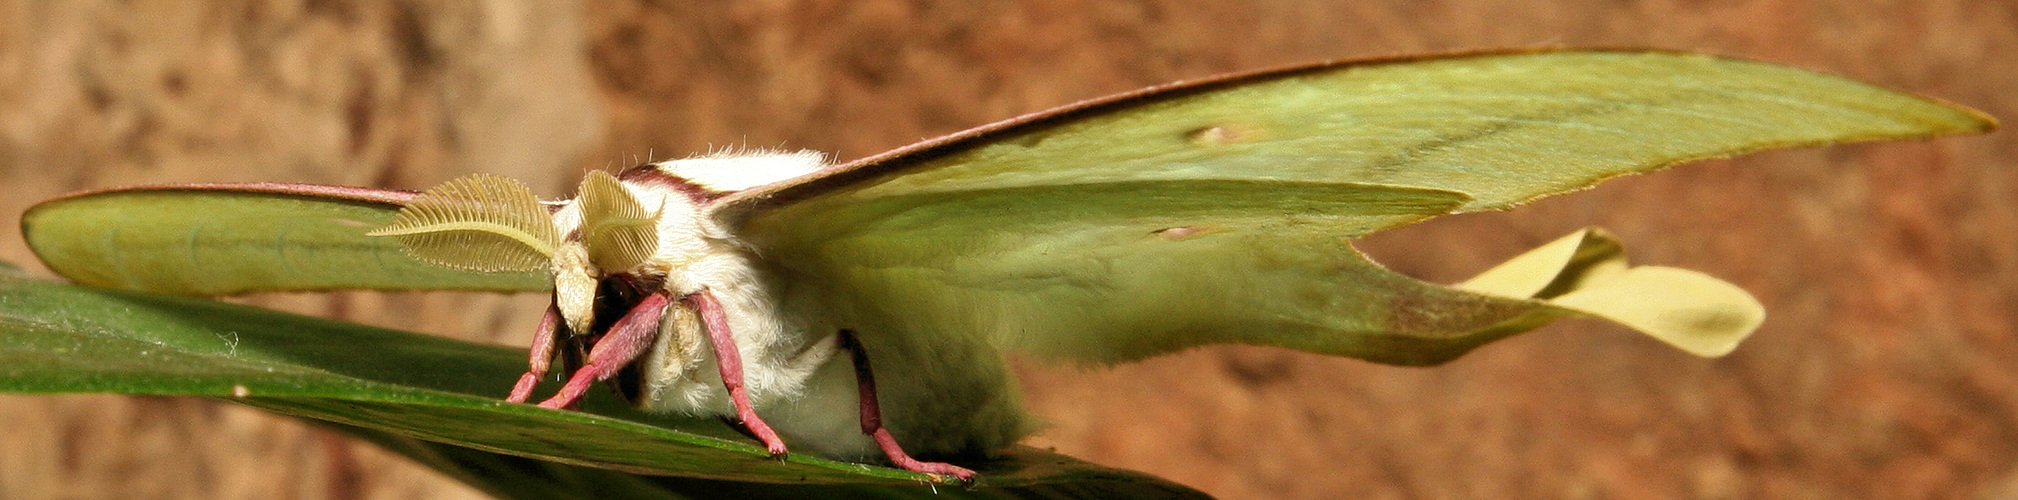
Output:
[[550, 240, 599, 335], [368, 171, 666, 335]]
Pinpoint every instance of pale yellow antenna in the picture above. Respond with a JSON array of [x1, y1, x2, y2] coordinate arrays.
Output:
[[574, 170, 660, 272], [368, 173, 560, 273]]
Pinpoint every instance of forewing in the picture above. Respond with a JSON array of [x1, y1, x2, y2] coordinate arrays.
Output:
[[23, 184, 551, 296], [723, 50, 1988, 217], [728, 50, 1990, 365]]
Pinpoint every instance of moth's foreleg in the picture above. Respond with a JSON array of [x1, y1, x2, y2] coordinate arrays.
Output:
[[691, 289, 789, 456], [836, 330, 977, 482], [536, 291, 672, 409], [507, 304, 564, 403]]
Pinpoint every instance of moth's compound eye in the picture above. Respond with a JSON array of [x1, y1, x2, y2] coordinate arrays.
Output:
[[369, 173, 560, 273]]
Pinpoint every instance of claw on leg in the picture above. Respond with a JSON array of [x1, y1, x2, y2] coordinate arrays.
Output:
[[534, 292, 671, 409], [692, 289, 789, 456], [838, 330, 977, 482], [507, 305, 563, 403]]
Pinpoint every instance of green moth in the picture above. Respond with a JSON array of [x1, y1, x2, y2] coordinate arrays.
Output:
[[20, 50, 1994, 483]]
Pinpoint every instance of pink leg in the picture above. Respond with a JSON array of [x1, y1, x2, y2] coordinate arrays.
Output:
[[507, 305, 564, 403], [691, 289, 789, 457], [536, 292, 671, 410], [836, 330, 976, 481]]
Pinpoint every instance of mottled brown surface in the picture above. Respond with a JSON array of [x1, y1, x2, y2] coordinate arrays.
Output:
[[1, 1, 2012, 499]]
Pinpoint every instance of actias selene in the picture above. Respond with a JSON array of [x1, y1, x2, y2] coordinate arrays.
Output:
[[18, 50, 1994, 483]]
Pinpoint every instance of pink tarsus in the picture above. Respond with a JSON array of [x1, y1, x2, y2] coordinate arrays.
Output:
[[536, 292, 672, 410], [507, 304, 563, 403], [690, 289, 790, 456], [837, 330, 977, 482]]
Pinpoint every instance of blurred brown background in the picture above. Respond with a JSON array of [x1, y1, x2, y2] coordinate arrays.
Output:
[[0, 1, 2012, 498]]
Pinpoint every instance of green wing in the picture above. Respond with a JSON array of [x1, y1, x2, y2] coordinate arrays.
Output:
[[23, 184, 551, 295], [726, 50, 1992, 365]]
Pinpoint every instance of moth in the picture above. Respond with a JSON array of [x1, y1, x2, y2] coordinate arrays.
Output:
[[21, 50, 1993, 482]]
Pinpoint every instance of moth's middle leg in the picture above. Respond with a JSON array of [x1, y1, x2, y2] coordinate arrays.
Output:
[[691, 289, 789, 456]]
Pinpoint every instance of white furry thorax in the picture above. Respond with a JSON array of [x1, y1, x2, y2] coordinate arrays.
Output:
[[547, 150, 843, 422], [549, 149, 826, 293]]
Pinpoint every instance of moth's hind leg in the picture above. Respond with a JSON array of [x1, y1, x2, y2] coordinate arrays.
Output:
[[507, 304, 564, 403], [837, 330, 978, 482], [536, 292, 672, 409]]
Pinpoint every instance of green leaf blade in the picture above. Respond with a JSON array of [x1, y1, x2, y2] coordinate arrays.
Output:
[[0, 274, 1203, 496]]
